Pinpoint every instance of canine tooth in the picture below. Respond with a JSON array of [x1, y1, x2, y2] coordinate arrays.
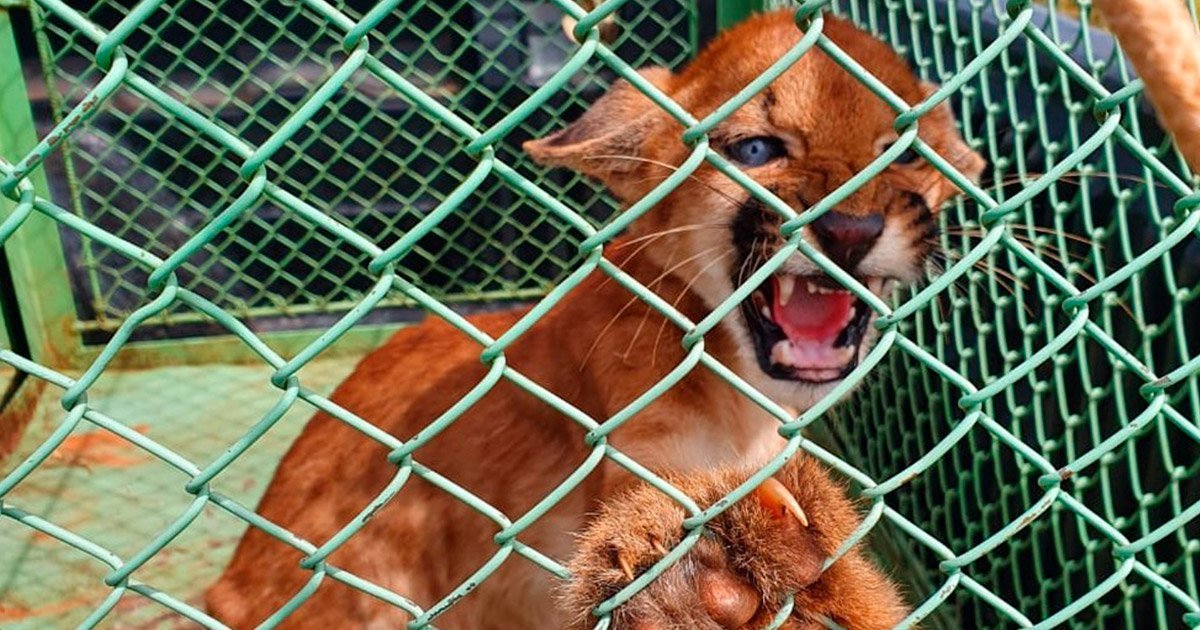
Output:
[[771, 340, 793, 366], [777, 275, 795, 304], [761, 306, 771, 318]]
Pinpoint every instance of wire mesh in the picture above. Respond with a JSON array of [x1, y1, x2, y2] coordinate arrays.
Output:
[[26, 0, 696, 339], [0, 0, 1198, 628]]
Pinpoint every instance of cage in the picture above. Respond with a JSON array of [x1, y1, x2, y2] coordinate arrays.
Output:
[[0, 0, 1197, 628]]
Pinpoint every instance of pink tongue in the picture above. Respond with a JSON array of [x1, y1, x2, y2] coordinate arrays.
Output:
[[771, 277, 854, 342]]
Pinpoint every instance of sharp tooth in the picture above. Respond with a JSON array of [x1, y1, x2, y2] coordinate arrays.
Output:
[[761, 306, 770, 318], [777, 275, 795, 304]]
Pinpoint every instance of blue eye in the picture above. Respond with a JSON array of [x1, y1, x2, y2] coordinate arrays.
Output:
[[726, 136, 786, 167]]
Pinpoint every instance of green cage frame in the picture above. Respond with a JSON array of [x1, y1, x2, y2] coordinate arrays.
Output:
[[0, 0, 1198, 628]]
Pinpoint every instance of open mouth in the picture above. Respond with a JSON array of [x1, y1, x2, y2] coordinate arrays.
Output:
[[741, 274, 884, 384]]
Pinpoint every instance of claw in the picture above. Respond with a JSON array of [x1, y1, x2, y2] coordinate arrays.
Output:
[[755, 477, 809, 528], [618, 552, 636, 582], [649, 535, 669, 555]]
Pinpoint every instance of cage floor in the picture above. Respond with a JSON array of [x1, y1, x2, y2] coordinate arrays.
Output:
[[0, 355, 362, 628]]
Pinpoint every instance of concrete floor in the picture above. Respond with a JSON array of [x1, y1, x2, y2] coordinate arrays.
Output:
[[0, 355, 361, 628]]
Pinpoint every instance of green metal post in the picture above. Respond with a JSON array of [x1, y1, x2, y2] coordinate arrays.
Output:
[[0, 280, 10, 353], [717, 0, 768, 30], [0, 0, 1198, 627], [0, 7, 80, 368], [0, 269, 12, 398]]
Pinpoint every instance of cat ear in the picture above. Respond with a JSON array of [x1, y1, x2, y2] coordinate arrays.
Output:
[[523, 67, 673, 198]]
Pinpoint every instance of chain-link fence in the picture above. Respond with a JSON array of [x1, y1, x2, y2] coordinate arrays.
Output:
[[1, 0, 1198, 628]]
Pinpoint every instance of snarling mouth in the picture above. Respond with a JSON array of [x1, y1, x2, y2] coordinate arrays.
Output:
[[740, 274, 884, 383]]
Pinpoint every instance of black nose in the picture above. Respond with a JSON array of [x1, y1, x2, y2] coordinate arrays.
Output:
[[809, 211, 884, 271]]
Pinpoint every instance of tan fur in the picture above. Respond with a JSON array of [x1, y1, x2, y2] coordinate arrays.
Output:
[[563, 455, 908, 629], [1093, 0, 1200, 173], [207, 12, 979, 628]]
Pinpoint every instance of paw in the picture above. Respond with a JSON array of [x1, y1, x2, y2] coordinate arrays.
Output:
[[586, 498, 684, 589], [609, 530, 671, 582], [565, 469, 828, 629]]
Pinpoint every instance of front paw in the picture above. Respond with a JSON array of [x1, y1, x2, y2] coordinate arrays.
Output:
[[564, 486, 686, 619], [563, 469, 829, 629]]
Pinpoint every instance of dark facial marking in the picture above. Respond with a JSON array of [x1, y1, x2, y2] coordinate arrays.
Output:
[[899, 191, 937, 259], [762, 86, 777, 117], [762, 86, 786, 131], [730, 196, 781, 277]]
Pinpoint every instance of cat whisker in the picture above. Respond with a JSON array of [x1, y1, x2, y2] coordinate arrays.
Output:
[[651, 250, 734, 367], [621, 245, 729, 364], [942, 224, 1097, 248], [614, 222, 729, 250], [594, 226, 712, 294], [583, 244, 723, 369], [928, 246, 1035, 318], [584, 154, 747, 208]]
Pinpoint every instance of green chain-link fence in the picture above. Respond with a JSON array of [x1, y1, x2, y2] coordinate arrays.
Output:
[[0, 0, 1198, 628], [18, 0, 696, 341]]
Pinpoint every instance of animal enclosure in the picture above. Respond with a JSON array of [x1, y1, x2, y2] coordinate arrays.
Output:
[[0, 0, 1198, 628]]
